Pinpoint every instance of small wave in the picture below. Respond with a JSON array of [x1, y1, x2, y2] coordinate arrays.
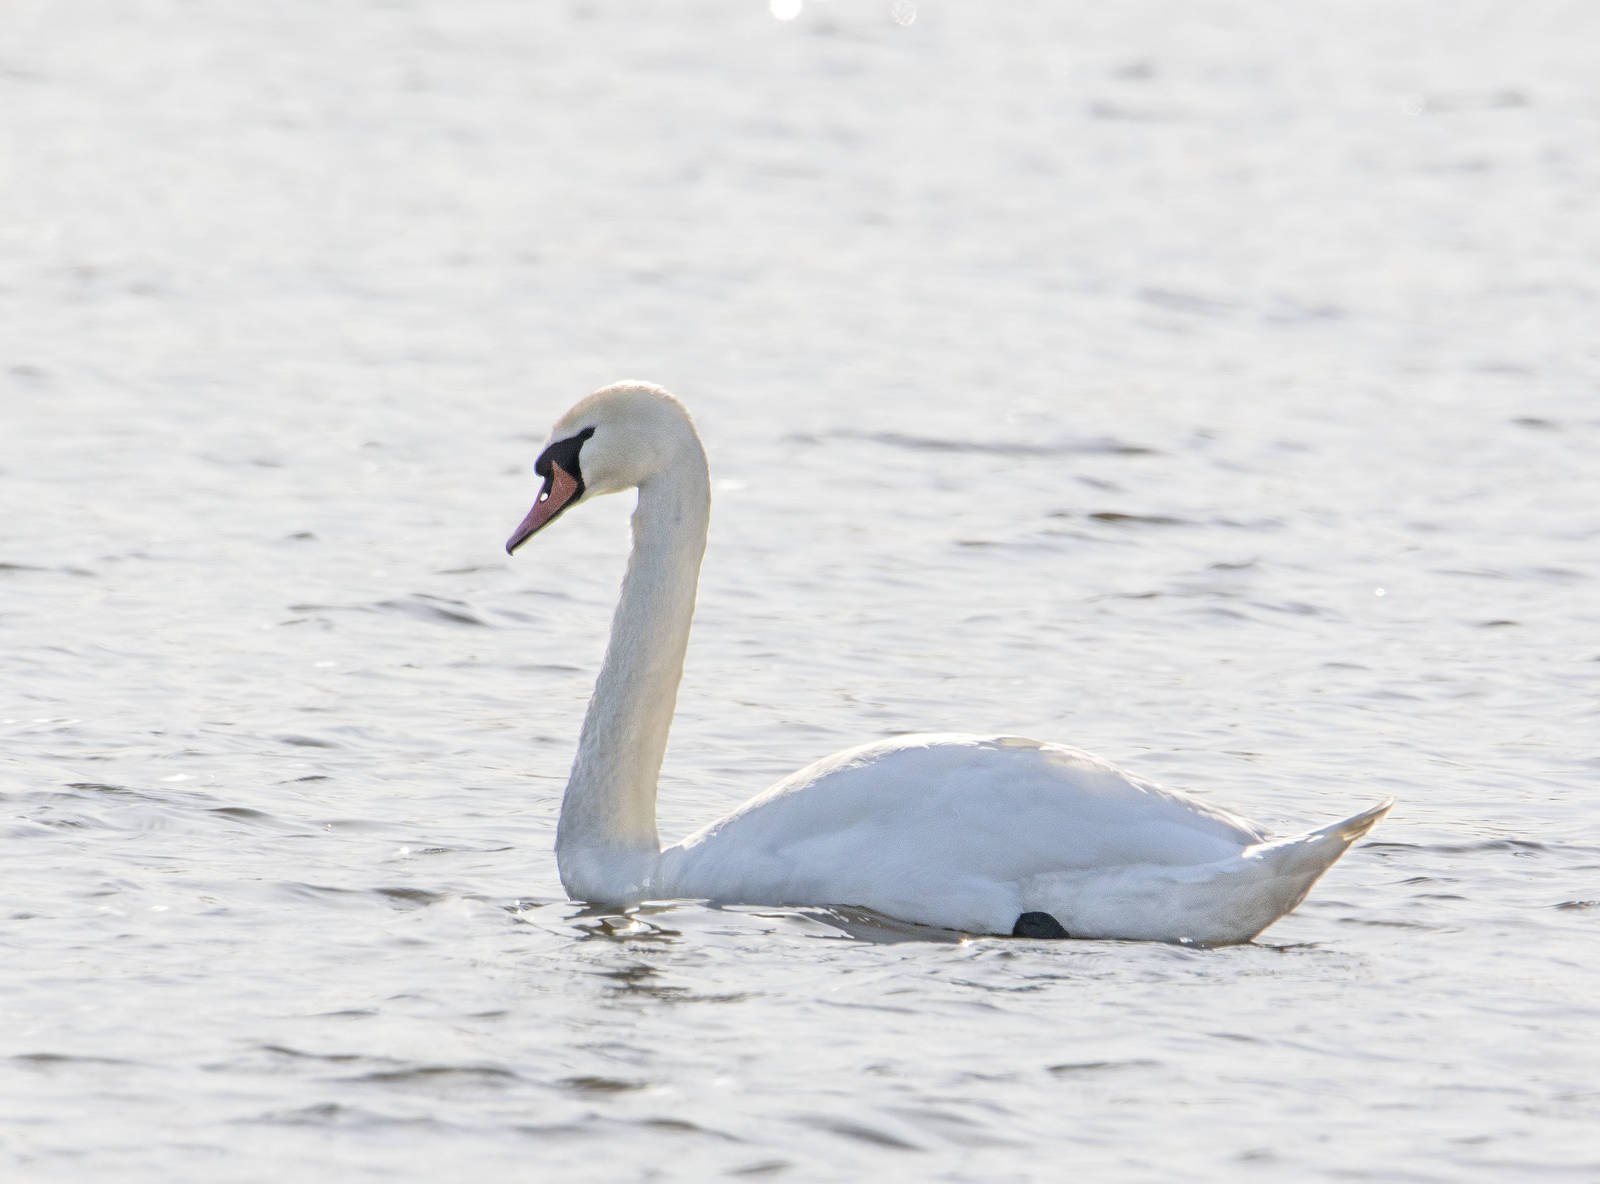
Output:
[[640, 1116, 743, 1141], [507, 661, 584, 675], [1435, 565, 1589, 584], [259, 1044, 382, 1066], [889, 1107, 1024, 1152], [0, 561, 95, 578], [372, 886, 453, 909], [283, 593, 488, 627], [1087, 510, 1190, 527], [12, 1051, 137, 1068], [1137, 285, 1236, 316], [376, 594, 488, 627], [793, 428, 1159, 458], [795, 1113, 923, 1152], [271, 882, 462, 912], [274, 882, 368, 907], [340, 1063, 519, 1089], [246, 1101, 452, 1129], [559, 1074, 648, 1094], [275, 734, 343, 749], [1048, 1058, 1162, 1075], [207, 805, 298, 831], [1049, 511, 1284, 533], [955, 536, 1071, 552], [1365, 838, 1555, 855], [512, 1112, 744, 1143], [725, 1159, 791, 1177], [1250, 598, 1332, 618]]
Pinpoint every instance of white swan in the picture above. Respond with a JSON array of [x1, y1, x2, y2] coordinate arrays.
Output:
[[506, 382, 1391, 944]]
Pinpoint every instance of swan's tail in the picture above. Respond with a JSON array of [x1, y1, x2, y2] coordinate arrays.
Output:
[[1230, 797, 1394, 941], [1023, 798, 1393, 945]]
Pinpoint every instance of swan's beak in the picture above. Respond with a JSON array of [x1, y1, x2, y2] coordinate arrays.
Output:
[[506, 461, 581, 555]]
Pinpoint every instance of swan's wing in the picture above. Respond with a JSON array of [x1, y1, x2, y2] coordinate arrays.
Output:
[[655, 734, 1268, 921]]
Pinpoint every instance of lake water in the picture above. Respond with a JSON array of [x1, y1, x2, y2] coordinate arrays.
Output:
[[4, 1, 1599, 1180]]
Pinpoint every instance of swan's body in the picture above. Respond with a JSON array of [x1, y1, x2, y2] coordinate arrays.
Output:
[[507, 382, 1390, 944]]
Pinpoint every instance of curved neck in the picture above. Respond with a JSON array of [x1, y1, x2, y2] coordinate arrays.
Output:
[[556, 453, 710, 902]]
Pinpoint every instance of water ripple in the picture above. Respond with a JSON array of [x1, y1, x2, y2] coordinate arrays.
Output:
[[793, 429, 1160, 458]]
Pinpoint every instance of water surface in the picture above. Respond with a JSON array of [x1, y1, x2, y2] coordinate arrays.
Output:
[[4, 2, 1599, 1180]]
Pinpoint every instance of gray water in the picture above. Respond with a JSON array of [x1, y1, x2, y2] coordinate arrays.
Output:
[[4, 2, 1599, 1180]]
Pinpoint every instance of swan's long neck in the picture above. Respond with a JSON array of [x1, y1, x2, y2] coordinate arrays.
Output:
[[556, 450, 710, 903]]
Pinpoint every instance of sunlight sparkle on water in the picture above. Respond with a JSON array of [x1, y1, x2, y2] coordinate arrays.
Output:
[[770, 0, 917, 25]]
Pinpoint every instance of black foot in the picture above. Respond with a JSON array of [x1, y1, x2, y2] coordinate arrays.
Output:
[[1012, 911, 1071, 939]]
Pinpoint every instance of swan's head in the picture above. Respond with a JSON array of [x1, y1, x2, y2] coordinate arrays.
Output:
[[506, 381, 702, 555]]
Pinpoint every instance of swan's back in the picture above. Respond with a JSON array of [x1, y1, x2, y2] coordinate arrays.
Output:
[[655, 734, 1286, 933]]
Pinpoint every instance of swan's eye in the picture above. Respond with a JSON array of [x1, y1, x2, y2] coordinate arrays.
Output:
[[532, 462, 555, 503], [534, 426, 597, 488]]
